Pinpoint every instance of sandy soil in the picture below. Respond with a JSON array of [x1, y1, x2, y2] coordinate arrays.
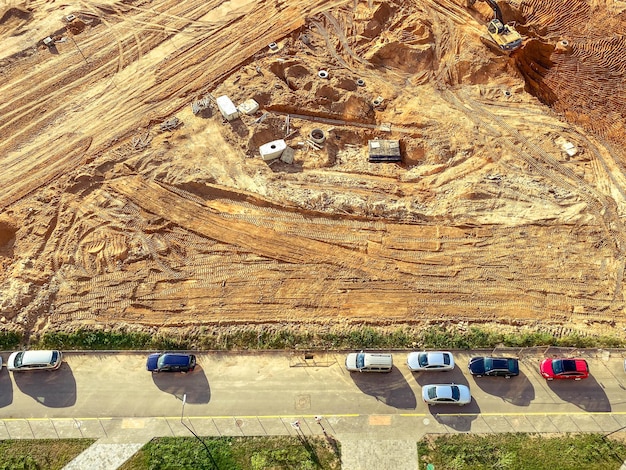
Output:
[[1, 0, 626, 340]]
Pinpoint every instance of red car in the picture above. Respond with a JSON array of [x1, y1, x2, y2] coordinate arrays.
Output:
[[540, 358, 589, 380]]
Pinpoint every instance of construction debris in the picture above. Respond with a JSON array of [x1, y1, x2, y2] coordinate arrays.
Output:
[[280, 146, 295, 164], [159, 117, 181, 132], [238, 98, 259, 115], [216, 95, 239, 121], [368, 139, 402, 163], [191, 97, 212, 115], [259, 139, 287, 161]]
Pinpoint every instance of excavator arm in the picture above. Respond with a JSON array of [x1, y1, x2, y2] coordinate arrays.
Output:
[[467, 0, 504, 23], [467, 0, 523, 52]]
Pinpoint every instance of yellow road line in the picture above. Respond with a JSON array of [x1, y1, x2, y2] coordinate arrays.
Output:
[[0, 414, 361, 422], [400, 411, 626, 417]]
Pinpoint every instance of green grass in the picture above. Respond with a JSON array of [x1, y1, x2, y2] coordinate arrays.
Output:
[[13, 324, 626, 351], [0, 330, 22, 350], [120, 436, 341, 470], [417, 433, 626, 470], [0, 439, 94, 470]]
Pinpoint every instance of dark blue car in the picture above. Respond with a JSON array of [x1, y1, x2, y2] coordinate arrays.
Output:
[[146, 353, 196, 373], [468, 357, 519, 378]]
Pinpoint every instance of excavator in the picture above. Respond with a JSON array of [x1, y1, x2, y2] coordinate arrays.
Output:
[[467, 0, 523, 52]]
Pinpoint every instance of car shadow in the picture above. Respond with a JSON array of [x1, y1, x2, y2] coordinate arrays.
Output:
[[427, 399, 481, 432], [470, 370, 535, 406], [12, 363, 76, 408], [412, 365, 469, 387], [350, 367, 417, 409], [546, 375, 610, 412], [0, 366, 13, 408], [151, 366, 211, 404]]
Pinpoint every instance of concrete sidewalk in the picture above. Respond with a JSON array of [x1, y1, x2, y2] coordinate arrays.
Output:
[[0, 412, 624, 469]]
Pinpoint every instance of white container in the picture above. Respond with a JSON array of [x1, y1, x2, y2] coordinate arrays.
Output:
[[216, 95, 239, 121], [238, 99, 259, 115], [259, 140, 286, 161]]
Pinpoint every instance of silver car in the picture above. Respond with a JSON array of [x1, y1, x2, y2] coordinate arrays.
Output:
[[7, 350, 63, 371], [422, 384, 471, 406], [407, 351, 455, 372]]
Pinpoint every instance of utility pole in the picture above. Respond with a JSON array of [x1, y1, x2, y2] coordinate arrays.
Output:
[[180, 394, 219, 469]]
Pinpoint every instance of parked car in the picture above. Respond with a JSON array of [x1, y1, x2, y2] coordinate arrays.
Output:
[[422, 384, 471, 406], [146, 353, 196, 373], [7, 350, 62, 371], [407, 351, 455, 372], [540, 358, 589, 380], [345, 351, 393, 373], [468, 356, 519, 378]]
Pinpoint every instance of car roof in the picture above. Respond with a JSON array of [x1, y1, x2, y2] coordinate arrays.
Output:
[[160, 353, 193, 365], [21, 350, 55, 364], [424, 352, 448, 364], [560, 358, 587, 372]]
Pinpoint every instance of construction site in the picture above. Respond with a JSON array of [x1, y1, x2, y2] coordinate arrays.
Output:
[[1, 0, 626, 342]]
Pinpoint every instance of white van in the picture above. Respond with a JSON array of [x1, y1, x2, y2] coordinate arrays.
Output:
[[345, 351, 393, 373]]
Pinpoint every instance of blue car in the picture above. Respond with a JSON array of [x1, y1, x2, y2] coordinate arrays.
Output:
[[146, 353, 196, 373]]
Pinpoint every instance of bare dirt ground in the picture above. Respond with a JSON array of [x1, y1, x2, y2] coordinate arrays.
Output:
[[1, 0, 626, 341]]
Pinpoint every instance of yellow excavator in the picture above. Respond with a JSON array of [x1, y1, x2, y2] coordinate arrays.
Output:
[[467, 0, 523, 52]]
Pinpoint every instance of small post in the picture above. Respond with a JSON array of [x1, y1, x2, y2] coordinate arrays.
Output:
[[315, 415, 326, 434], [69, 33, 88, 64]]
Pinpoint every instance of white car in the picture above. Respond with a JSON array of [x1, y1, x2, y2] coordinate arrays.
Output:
[[422, 384, 471, 406], [7, 350, 63, 371], [407, 351, 455, 372]]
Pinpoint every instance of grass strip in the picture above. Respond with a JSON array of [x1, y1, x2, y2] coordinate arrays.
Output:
[[0, 439, 94, 470], [24, 325, 625, 350], [120, 435, 341, 470], [417, 433, 626, 470]]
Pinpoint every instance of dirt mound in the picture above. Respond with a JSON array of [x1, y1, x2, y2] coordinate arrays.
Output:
[[0, 7, 31, 24], [0, 219, 17, 252]]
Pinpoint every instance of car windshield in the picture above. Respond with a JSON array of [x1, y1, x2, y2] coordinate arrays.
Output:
[[418, 353, 428, 367], [552, 359, 564, 374], [356, 353, 365, 369], [443, 354, 450, 365], [14, 352, 24, 367], [451, 386, 460, 401], [427, 387, 437, 399], [157, 355, 168, 368], [484, 358, 493, 370], [50, 351, 59, 364]]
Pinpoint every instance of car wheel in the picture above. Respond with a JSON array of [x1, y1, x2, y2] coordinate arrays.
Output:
[[574, 378, 581, 381], [546, 378, 553, 381], [505, 376, 511, 379]]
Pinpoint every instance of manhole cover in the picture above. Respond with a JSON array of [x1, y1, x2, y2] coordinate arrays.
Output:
[[295, 395, 311, 410]]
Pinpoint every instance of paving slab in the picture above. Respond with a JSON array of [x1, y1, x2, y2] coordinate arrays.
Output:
[[28, 419, 65, 439], [570, 414, 604, 432], [483, 415, 516, 433], [504, 415, 540, 433], [3, 419, 36, 439], [526, 415, 559, 433], [63, 442, 148, 470], [341, 439, 418, 470], [547, 414, 580, 433]]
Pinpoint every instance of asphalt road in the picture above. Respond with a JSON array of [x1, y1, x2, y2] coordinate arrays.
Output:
[[1, 349, 625, 420]]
